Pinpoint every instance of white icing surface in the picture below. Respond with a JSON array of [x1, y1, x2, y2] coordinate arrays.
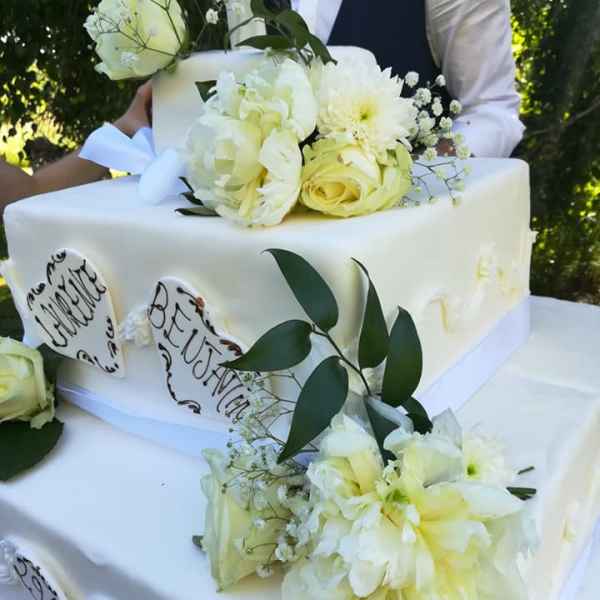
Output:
[[0, 298, 599, 600], [3, 158, 531, 433]]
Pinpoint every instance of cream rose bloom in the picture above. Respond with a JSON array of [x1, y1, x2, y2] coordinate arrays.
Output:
[[0, 338, 54, 429], [201, 449, 291, 590], [85, 0, 186, 80], [300, 139, 413, 218]]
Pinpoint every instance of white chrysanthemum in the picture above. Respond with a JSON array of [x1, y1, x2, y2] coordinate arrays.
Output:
[[314, 57, 418, 158], [283, 414, 535, 600]]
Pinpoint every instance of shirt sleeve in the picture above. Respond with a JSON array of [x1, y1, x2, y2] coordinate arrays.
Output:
[[426, 0, 525, 157]]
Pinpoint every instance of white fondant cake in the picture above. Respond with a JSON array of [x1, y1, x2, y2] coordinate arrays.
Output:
[[5, 38, 600, 600], [2, 158, 532, 445], [1, 299, 599, 600]]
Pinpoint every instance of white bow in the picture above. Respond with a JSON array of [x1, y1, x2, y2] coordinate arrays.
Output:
[[79, 124, 187, 205]]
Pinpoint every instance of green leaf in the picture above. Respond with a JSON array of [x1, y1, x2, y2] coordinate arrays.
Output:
[[180, 177, 193, 192], [237, 35, 293, 50], [353, 259, 389, 370], [275, 10, 311, 46], [381, 307, 423, 408], [195, 80, 217, 102], [518, 466, 535, 475], [266, 249, 339, 332], [278, 356, 348, 463], [0, 419, 64, 481], [37, 344, 62, 386], [250, 0, 274, 18], [192, 535, 204, 549], [307, 33, 336, 64], [176, 207, 220, 217], [181, 191, 205, 207], [223, 320, 312, 372], [366, 401, 397, 463], [508, 487, 537, 501]]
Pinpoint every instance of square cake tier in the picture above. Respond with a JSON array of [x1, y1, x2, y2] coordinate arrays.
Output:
[[2, 158, 532, 442]]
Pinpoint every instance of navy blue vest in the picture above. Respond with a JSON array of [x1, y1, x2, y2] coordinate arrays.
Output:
[[328, 0, 441, 85]]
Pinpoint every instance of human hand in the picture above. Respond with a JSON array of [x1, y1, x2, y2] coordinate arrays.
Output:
[[113, 81, 153, 137]]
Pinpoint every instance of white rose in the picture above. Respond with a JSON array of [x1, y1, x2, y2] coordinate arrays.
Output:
[[0, 338, 54, 429], [85, 0, 187, 80], [200, 449, 291, 590]]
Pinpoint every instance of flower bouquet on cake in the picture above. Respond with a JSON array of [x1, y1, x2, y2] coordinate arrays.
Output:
[[194, 250, 538, 599], [84, 0, 470, 224]]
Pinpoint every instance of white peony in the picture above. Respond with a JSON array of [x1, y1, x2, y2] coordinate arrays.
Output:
[[185, 119, 302, 226], [185, 58, 312, 226], [185, 113, 264, 209], [85, 0, 186, 80], [239, 59, 318, 141], [283, 413, 535, 600], [313, 56, 418, 160], [204, 58, 317, 142]]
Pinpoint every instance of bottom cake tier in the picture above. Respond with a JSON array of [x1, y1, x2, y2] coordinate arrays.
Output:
[[1, 297, 600, 600]]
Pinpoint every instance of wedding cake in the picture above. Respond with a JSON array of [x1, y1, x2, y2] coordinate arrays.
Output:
[[0, 2, 599, 600]]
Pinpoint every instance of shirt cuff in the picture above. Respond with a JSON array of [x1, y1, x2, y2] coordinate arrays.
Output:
[[453, 111, 525, 158]]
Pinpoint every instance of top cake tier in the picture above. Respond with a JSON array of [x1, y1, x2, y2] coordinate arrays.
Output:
[[3, 158, 531, 434], [152, 46, 375, 153]]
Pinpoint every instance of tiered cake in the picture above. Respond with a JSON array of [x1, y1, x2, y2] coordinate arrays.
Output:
[[1, 47, 599, 600]]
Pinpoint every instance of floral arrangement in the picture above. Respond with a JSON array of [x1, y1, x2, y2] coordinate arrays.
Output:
[[0, 339, 63, 481], [195, 249, 537, 598], [86, 0, 470, 227]]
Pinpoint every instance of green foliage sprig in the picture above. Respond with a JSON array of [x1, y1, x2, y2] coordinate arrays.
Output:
[[223, 249, 432, 464], [0, 344, 64, 482], [228, 0, 335, 65]]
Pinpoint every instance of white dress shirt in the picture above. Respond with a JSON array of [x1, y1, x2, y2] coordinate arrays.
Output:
[[291, 0, 524, 158]]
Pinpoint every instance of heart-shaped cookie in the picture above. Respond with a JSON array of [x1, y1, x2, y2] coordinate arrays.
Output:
[[148, 277, 249, 422], [26, 249, 124, 377]]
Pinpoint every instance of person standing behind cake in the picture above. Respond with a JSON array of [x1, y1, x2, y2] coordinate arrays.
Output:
[[275, 0, 523, 158]]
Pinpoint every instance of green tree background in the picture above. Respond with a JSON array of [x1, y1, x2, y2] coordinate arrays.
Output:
[[1, 0, 600, 308]]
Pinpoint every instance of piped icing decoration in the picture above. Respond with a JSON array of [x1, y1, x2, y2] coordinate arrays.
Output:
[[148, 277, 249, 421], [117, 305, 153, 348], [0, 540, 17, 585], [25, 249, 124, 377], [0, 540, 69, 599]]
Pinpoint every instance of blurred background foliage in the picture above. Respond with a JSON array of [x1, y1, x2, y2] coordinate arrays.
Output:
[[1, 0, 600, 302]]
